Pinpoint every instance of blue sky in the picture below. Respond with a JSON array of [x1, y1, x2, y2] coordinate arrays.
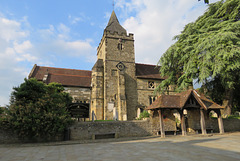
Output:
[[0, 0, 219, 106]]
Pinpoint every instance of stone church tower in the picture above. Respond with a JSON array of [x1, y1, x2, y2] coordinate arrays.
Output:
[[91, 11, 137, 120], [29, 11, 165, 121]]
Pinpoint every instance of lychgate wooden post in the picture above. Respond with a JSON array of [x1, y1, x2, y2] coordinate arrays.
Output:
[[158, 109, 165, 138], [179, 109, 187, 136], [200, 109, 207, 135], [216, 109, 224, 134]]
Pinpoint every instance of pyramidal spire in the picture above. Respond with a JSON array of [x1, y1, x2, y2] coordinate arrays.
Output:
[[107, 11, 119, 26], [105, 11, 127, 35]]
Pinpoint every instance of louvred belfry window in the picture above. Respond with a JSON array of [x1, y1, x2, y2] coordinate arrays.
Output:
[[118, 43, 123, 50], [118, 38, 123, 50]]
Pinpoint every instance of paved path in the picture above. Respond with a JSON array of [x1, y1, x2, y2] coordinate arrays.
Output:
[[1, 132, 240, 161]]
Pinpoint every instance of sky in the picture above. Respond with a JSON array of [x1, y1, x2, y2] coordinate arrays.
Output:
[[0, 0, 220, 106]]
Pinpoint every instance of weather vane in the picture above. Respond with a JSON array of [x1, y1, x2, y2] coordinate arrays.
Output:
[[112, 0, 115, 10]]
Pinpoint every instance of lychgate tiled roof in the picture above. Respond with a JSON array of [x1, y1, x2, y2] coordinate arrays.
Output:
[[29, 64, 92, 88], [135, 63, 165, 80], [148, 95, 180, 109], [147, 90, 224, 110]]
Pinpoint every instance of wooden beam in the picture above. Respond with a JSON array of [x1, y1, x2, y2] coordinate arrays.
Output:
[[185, 104, 201, 108], [216, 109, 224, 134], [179, 110, 187, 136], [200, 109, 207, 135], [158, 109, 165, 138]]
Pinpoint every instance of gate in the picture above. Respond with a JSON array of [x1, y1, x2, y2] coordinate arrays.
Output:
[[68, 103, 89, 121]]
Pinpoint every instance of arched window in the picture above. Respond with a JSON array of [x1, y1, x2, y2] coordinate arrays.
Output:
[[149, 96, 157, 105]]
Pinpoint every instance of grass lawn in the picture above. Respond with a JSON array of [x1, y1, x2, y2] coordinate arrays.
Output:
[[94, 120, 115, 122]]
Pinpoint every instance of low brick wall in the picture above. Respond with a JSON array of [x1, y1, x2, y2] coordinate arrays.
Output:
[[69, 120, 152, 140]]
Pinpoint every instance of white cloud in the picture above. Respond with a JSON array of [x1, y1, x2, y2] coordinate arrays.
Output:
[[65, 41, 93, 53], [38, 25, 55, 40], [120, 0, 219, 64], [36, 24, 96, 59], [0, 17, 28, 41], [116, 0, 145, 18], [71, 17, 82, 24], [58, 23, 70, 34], [57, 23, 70, 39], [68, 13, 89, 24], [0, 15, 96, 106], [0, 16, 33, 106], [14, 40, 32, 54], [51, 39, 96, 57]]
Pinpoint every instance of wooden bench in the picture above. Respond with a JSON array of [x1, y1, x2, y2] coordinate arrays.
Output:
[[194, 128, 213, 134], [157, 130, 179, 136], [92, 133, 117, 140]]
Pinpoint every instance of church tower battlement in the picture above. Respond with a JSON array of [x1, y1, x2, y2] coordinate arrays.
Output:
[[91, 11, 137, 120], [97, 11, 134, 62]]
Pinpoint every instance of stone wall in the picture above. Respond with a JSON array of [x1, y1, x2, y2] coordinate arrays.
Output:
[[149, 109, 240, 134], [0, 130, 20, 144], [184, 109, 212, 133], [149, 109, 177, 135], [91, 60, 104, 120], [69, 120, 152, 140], [0, 129, 63, 144], [211, 118, 240, 132], [137, 79, 161, 108], [1, 119, 240, 143], [187, 109, 201, 132], [64, 87, 91, 103]]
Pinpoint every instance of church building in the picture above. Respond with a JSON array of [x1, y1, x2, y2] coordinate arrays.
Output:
[[29, 11, 165, 120]]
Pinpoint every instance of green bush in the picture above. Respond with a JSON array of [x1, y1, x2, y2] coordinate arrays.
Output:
[[225, 115, 240, 119], [1, 78, 73, 141], [138, 110, 150, 120], [0, 107, 4, 115]]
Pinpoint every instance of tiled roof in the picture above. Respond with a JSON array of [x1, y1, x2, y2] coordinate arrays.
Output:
[[29, 62, 166, 87], [147, 90, 224, 110], [175, 90, 192, 108], [47, 74, 91, 87], [29, 64, 92, 88], [147, 95, 180, 110], [105, 11, 127, 35], [193, 90, 223, 109], [135, 63, 165, 80]]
